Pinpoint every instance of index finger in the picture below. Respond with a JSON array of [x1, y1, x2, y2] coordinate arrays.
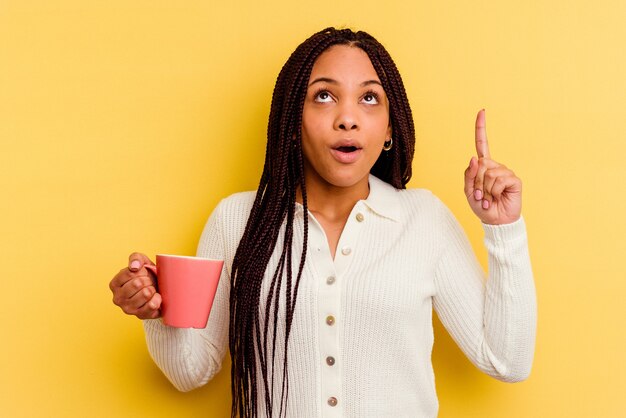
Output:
[[475, 109, 491, 159], [110, 268, 136, 290]]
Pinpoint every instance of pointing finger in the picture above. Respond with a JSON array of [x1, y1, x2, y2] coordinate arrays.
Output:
[[475, 109, 491, 159]]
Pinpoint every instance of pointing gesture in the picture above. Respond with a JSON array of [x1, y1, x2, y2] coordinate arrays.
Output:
[[475, 108, 490, 159], [464, 109, 522, 225]]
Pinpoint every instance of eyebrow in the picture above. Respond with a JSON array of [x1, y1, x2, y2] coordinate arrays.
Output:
[[308, 77, 383, 87]]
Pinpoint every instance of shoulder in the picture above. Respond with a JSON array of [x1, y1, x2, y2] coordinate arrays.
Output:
[[198, 191, 256, 253], [398, 187, 439, 202], [214, 190, 257, 217], [396, 186, 447, 217], [366, 175, 447, 222], [202, 190, 256, 236]]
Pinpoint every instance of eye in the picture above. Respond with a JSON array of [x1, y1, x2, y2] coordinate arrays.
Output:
[[361, 91, 380, 105], [314, 89, 333, 103]]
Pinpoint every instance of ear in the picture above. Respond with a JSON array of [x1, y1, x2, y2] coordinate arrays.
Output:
[[386, 124, 392, 140]]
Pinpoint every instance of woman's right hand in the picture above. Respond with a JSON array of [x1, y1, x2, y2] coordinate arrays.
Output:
[[109, 252, 162, 319]]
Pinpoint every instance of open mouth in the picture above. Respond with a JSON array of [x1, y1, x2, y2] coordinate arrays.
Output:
[[335, 146, 360, 153]]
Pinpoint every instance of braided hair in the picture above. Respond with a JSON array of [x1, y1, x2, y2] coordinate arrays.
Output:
[[229, 27, 415, 417]]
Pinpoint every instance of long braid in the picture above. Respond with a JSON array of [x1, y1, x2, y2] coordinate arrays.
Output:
[[229, 27, 416, 418]]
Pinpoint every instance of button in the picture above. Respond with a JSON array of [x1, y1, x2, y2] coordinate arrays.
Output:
[[341, 247, 352, 256], [326, 315, 335, 326], [356, 213, 365, 222], [326, 276, 336, 285], [326, 356, 335, 366], [327, 397, 338, 407]]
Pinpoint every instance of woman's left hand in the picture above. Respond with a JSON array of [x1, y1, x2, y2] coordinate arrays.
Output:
[[464, 109, 522, 225]]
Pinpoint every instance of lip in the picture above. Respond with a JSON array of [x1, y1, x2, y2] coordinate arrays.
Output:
[[330, 139, 363, 164]]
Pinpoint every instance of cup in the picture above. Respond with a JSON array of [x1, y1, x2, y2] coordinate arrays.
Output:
[[144, 255, 224, 328]]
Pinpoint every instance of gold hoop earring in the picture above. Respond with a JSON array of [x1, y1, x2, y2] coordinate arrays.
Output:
[[383, 138, 393, 151]]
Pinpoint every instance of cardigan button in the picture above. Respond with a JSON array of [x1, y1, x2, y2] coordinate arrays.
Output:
[[326, 356, 335, 366], [327, 397, 338, 407], [326, 315, 335, 326], [326, 276, 336, 285], [356, 213, 365, 222], [341, 247, 352, 256]]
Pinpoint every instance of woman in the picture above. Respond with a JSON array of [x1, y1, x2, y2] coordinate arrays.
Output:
[[110, 27, 536, 418]]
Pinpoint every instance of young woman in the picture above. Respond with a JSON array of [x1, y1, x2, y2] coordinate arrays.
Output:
[[110, 27, 536, 418]]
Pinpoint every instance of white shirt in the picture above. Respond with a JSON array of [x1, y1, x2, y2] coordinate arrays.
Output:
[[143, 174, 537, 417]]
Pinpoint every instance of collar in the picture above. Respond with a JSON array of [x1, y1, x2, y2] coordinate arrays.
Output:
[[361, 174, 401, 222], [294, 174, 401, 222]]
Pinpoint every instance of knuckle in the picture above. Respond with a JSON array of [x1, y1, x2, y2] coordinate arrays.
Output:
[[137, 305, 153, 319]]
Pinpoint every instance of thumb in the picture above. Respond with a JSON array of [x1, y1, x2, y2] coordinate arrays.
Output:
[[464, 157, 478, 198], [128, 252, 155, 272]]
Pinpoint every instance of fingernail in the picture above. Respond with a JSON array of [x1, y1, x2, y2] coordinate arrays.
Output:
[[130, 260, 141, 270], [474, 189, 482, 200], [482, 199, 490, 209]]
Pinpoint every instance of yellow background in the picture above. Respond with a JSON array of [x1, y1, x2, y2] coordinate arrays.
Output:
[[1, 0, 624, 417]]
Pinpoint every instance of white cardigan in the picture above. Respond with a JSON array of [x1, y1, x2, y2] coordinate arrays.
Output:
[[143, 175, 537, 417]]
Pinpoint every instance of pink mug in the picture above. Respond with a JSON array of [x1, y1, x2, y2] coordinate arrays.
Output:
[[145, 255, 223, 328]]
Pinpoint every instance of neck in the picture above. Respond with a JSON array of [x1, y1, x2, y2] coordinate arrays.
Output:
[[297, 172, 370, 223]]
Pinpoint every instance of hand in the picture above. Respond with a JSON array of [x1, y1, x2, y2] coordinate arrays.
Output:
[[109, 252, 162, 319], [464, 109, 522, 225]]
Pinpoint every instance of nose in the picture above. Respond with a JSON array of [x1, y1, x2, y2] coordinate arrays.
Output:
[[334, 102, 359, 131]]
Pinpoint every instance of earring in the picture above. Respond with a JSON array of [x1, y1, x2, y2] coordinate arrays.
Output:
[[383, 138, 393, 151]]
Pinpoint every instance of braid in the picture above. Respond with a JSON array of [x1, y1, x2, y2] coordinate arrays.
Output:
[[229, 27, 416, 417]]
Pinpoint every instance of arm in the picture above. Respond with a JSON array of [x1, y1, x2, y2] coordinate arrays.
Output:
[[142, 201, 231, 392], [433, 198, 537, 382], [432, 108, 537, 381]]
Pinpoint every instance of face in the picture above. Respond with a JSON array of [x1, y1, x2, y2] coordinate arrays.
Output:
[[301, 45, 392, 191]]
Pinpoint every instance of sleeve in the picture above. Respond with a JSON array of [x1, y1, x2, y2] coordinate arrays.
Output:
[[432, 198, 537, 382], [142, 200, 231, 392]]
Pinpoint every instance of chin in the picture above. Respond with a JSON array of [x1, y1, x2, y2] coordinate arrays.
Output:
[[320, 170, 369, 189]]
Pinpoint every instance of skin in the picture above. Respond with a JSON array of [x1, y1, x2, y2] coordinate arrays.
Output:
[[110, 48, 523, 320], [465, 109, 522, 225], [299, 45, 392, 258]]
